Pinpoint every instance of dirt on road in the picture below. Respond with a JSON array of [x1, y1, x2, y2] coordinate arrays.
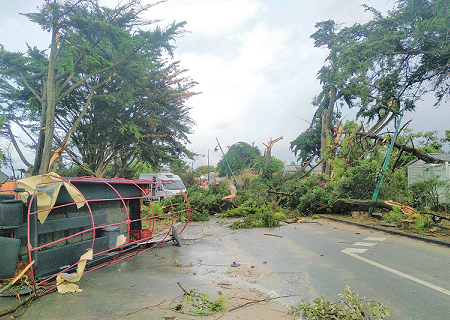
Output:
[[1, 218, 298, 320]]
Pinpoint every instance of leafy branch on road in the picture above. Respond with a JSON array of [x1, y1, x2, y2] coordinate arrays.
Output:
[[289, 286, 391, 320]]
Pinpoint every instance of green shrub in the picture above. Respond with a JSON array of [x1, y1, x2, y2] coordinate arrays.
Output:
[[409, 178, 449, 211], [145, 202, 164, 217], [414, 214, 432, 234]]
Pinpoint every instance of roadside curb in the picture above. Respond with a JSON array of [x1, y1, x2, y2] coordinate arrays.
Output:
[[320, 215, 450, 248]]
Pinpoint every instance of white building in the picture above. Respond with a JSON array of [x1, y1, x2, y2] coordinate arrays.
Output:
[[407, 153, 450, 204]]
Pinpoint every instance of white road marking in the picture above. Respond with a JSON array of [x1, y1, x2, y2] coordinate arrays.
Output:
[[343, 248, 368, 254], [353, 242, 377, 247], [364, 237, 386, 241], [341, 248, 450, 297]]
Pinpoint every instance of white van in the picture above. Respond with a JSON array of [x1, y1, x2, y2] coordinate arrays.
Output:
[[139, 172, 186, 202]]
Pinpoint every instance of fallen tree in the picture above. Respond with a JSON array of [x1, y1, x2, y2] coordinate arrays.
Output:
[[356, 132, 440, 163]]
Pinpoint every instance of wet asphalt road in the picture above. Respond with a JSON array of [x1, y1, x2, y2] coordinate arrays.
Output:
[[1, 217, 450, 319]]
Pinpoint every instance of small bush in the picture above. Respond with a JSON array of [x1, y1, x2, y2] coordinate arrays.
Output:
[[409, 178, 449, 211], [414, 214, 432, 234]]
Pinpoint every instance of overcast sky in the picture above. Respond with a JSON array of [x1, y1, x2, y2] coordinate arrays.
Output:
[[1, 0, 449, 172]]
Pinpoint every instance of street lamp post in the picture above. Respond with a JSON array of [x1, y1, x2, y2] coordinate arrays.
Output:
[[191, 154, 204, 172]]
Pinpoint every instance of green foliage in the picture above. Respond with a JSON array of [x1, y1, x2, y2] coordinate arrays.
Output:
[[196, 165, 216, 175], [0, 1, 195, 176], [182, 289, 227, 315], [290, 108, 322, 163], [220, 197, 266, 218], [228, 210, 280, 229], [145, 202, 164, 218], [336, 161, 379, 200], [171, 160, 197, 189], [326, 0, 450, 120], [166, 181, 232, 222], [414, 214, 433, 234], [132, 162, 155, 179], [341, 164, 411, 205], [382, 207, 433, 234], [332, 135, 412, 205], [289, 286, 390, 319], [57, 165, 91, 177], [383, 207, 403, 224], [217, 142, 262, 177], [409, 177, 450, 211], [404, 131, 444, 153], [284, 174, 336, 215], [222, 197, 288, 229], [252, 156, 284, 186], [73, 58, 196, 178]]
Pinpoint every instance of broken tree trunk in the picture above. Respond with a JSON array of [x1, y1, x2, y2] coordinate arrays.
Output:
[[305, 198, 394, 215], [262, 136, 283, 164], [332, 198, 393, 211]]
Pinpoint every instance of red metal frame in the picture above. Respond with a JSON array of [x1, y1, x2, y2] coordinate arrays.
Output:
[[1, 174, 190, 295]]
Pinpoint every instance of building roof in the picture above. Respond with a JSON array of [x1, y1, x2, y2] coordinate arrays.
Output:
[[428, 153, 450, 162], [283, 164, 321, 173], [284, 165, 302, 172], [407, 153, 450, 166]]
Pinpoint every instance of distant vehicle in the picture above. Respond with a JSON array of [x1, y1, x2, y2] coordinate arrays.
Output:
[[139, 172, 186, 202]]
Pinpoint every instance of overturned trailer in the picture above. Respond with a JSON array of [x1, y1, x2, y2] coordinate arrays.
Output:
[[0, 173, 190, 295]]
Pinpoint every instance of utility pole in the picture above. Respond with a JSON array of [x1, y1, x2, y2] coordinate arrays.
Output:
[[369, 102, 407, 214]]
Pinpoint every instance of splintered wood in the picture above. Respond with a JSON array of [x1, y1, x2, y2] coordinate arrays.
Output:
[[384, 201, 419, 217]]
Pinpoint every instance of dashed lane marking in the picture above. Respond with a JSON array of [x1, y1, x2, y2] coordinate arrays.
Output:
[[353, 242, 377, 247], [364, 237, 386, 241]]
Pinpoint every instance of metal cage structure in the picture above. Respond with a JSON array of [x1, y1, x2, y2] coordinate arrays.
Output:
[[0, 174, 190, 295]]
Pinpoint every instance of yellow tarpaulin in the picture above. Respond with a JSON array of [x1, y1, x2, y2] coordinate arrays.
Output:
[[56, 249, 93, 294], [16, 173, 85, 224]]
